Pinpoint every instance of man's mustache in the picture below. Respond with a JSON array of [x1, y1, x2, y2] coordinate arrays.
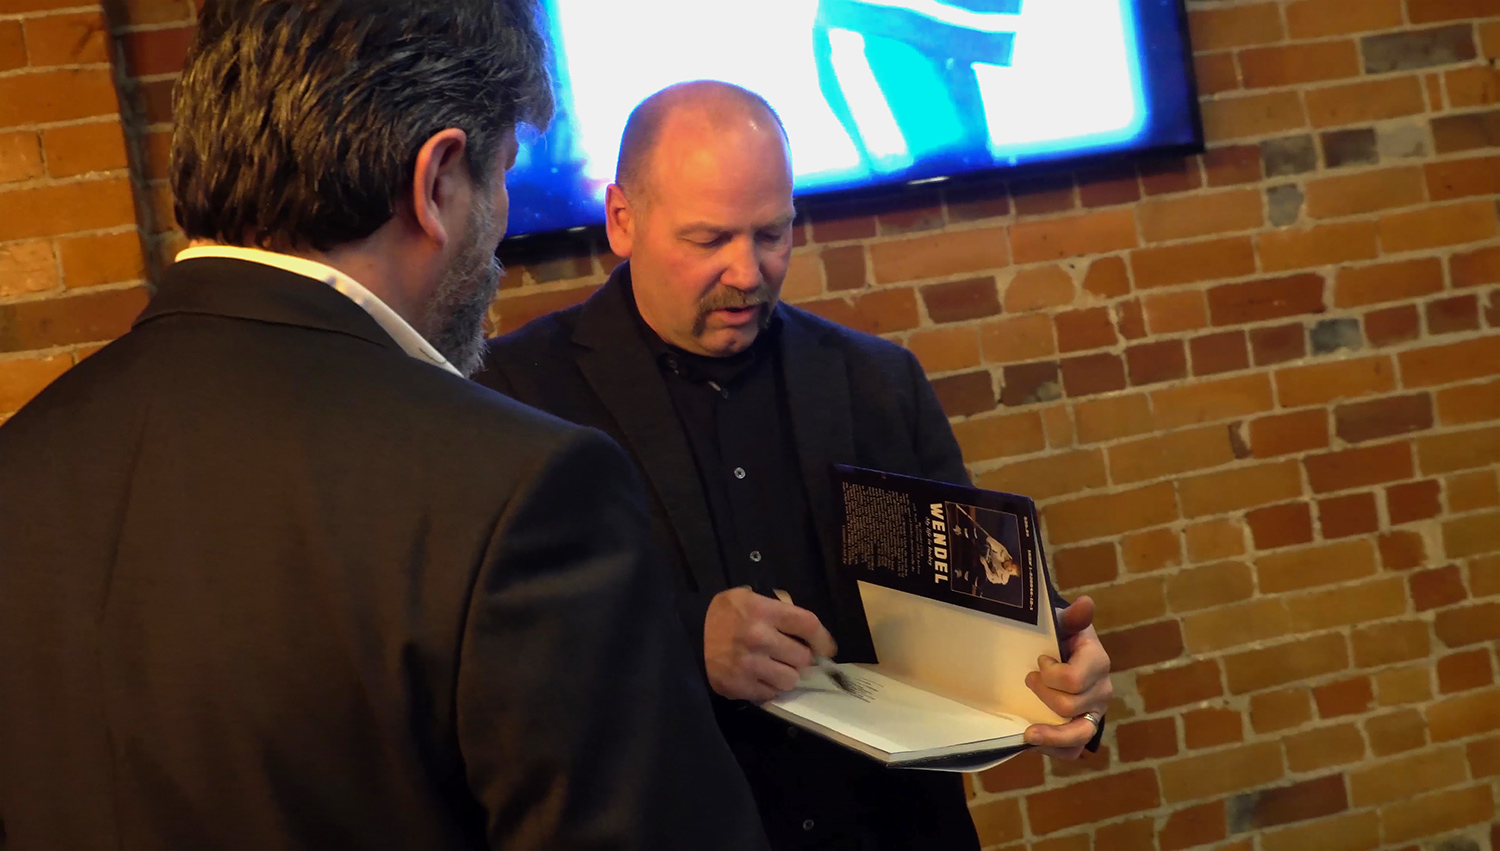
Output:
[[698, 285, 773, 315]]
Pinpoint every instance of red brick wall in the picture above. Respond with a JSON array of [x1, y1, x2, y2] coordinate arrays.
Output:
[[3, 1, 1499, 848]]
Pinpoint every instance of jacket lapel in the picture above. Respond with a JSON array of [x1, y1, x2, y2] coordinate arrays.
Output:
[[572, 268, 728, 597]]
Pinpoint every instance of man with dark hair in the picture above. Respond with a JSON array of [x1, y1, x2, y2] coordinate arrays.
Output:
[[478, 80, 1114, 850], [0, 4, 764, 849]]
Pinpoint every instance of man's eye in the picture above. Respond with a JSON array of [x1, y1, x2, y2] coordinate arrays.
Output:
[[758, 230, 788, 243], [693, 235, 729, 248]]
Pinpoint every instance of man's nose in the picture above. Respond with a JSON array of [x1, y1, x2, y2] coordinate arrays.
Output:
[[719, 237, 763, 291]]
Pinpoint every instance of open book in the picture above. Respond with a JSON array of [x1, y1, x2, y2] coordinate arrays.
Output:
[[762, 466, 1067, 772]]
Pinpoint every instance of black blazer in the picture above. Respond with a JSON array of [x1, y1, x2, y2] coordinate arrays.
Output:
[[478, 265, 979, 849], [0, 258, 767, 851]]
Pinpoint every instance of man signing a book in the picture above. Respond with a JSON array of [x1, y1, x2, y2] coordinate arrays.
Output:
[[477, 80, 1114, 850]]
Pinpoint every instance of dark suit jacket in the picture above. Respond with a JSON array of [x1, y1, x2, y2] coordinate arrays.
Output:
[[0, 258, 767, 851], [477, 265, 979, 850]]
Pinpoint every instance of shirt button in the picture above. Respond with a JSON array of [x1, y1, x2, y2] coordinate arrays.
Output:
[[749, 550, 762, 563], [733, 467, 746, 479], [802, 819, 815, 831]]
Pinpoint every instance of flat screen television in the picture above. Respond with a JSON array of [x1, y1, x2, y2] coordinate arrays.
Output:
[[503, 0, 1203, 242]]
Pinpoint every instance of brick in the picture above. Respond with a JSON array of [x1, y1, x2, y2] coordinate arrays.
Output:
[[1183, 597, 1293, 654], [0, 131, 43, 184], [1185, 518, 1248, 562], [1190, 330, 1250, 376], [1438, 648, 1494, 694], [1364, 24, 1478, 75], [820, 244, 863, 291], [1188, 2, 1283, 50], [1367, 708, 1430, 756], [1320, 127, 1379, 169], [0, 69, 118, 128], [1094, 819, 1154, 851], [977, 750, 1044, 794], [1334, 394, 1433, 445], [1080, 255, 1129, 298], [1333, 257, 1444, 308], [1452, 245, 1500, 289], [931, 370, 995, 417], [1354, 620, 1434, 668], [1351, 746, 1469, 807], [1405, 338, 1500, 391], [1305, 441, 1414, 494], [1116, 717, 1178, 762], [1159, 800, 1228, 851], [1024, 769, 1161, 835], [1130, 237, 1257, 290], [1364, 304, 1421, 347], [1258, 223, 1378, 275], [1002, 265, 1074, 313], [1413, 565, 1469, 613], [869, 228, 1006, 285], [0, 286, 150, 354], [1180, 459, 1303, 518], [1378, 200, 1499, 253], [1286, 0, 1403, 38], [0, 20, 22, 72], [1059, 352, 1125, 397], [969, 797, 1022, 847], [1469, 735, 1500, 777], [979, 314, 1055, 364], [1184, 707, 1243, 749], [1100, 619, 1185, 671], [1152, 373, 1275, 429], [1318, 492, 1380, 538], [1431, 108, 1500, 155], [1277, 355, 1396, 409], [1436, 602, 1500, 647], [1140, 189, 1263, 243], [1408, 0, 1500, 22], [1225, 632, 1350, 694], [799, 287, 921, 336], [0, 179, 136, 243], [1312, 677, 1375, 719], [1426, 293, 1482, 334], [1125, 339, 1189, 385], [1418, 425, 1500, 475], [1208, 273, 1325, 327], [920, 276, 999, 323], [941, 178, 1009, 226], [1070, 395, 1149, 445], [1201, 91, 1308, 143], [951, 411, 1045, 461], [1476, 554, 1500, 596], [1250, 323, 1306, 366], [907, 326, 980, 374], [1120, 527, 1183, 573], [1437, 381, 1500, 426], [1077, 164, 1141, 209], [0, 239, 59, 298], [1159, 741, 1284, 803], [1444, 64, 1500, 109], [1306, 76, 1427, 128], [1193, 52, 1240, 97], [1379, 530, 1429, 570], [1259, 810, 1380, 851], [1241, 40, 1361, 89], [1108, 426, 1233, 485], [1044, 482, 1177, 545], [1051, 543, 1117, 591], [22, 11, 110, 67], [1246, 502, 1315, 550], [1427, 153, 1500, 201], [1203, 145, 1262, 187], [1448, 469, 1499, 511], [1387, 478, 1443, 525], [1168, 560, 1254, 612], [1009, 174, 1076, 217], [41, 122, 129, 179], [1009, 208, 1137, 265], [1378, 664, 1435, 706], [1029, 833, 1090, 851], [1250, 409, 1329, 458], [1139, 158, 1201, 196], [119, 24, 194, 77], [998, 361, 1060, 407], [54, 231, 146, 292], [1428, 686, 1500, 743], [1118, 300, 1146, 341], [1258, 539, 1378, 592], [1445, 510, 1500, 558], [0, 353, 72, 414], [976, 449, 1106, 501], [1228, 773, 1349, 834], [1053, 308, 1116, 353], [1383, 783, 1495, 844], [1287, 576, 1409, 631], [1304, 167, 1426, 220], [1142, 291, 1207, 337]]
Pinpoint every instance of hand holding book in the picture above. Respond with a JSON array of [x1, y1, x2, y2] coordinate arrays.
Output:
[[1022, 595, 1113, 758]]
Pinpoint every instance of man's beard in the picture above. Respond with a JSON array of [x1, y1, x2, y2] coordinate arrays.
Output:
[[691, 283, 778, 338], [425, 200, 502, 377]]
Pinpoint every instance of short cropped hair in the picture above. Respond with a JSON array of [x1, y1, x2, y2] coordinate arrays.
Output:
[[614, 81, 787, 200], [171, 0, 554, 252]]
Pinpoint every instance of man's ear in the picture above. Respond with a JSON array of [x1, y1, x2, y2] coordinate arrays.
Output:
[[603, 183, 635, 259], [410, 128, 472, 250]]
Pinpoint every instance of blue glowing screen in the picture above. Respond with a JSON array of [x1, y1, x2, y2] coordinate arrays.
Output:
[[505, 0, 1200, 239]]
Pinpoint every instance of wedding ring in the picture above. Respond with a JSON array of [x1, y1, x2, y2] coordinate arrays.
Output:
[[1079, 711, 1102, 729]]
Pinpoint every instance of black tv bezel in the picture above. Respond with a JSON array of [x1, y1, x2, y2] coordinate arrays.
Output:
[[499, 0, 1205, 257]]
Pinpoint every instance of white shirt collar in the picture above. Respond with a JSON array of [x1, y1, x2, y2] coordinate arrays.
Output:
[[174, 245, 461, 376]]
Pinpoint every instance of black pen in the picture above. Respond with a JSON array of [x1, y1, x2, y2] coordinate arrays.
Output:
[[760, 585, 857, 695]]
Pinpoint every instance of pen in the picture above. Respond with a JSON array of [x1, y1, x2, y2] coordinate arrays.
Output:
[[762, 585, 857, 695]]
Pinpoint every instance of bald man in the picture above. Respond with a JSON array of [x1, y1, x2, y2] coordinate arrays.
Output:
[[477, 81, 1114, 850]]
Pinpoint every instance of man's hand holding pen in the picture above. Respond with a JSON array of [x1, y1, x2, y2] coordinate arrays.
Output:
[[704, 586, 840, 702]]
